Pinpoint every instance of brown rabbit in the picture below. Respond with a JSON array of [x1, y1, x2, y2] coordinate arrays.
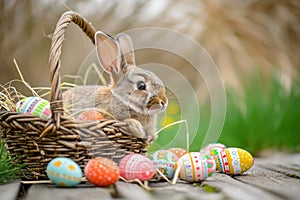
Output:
[[63, 31, 168, 142]]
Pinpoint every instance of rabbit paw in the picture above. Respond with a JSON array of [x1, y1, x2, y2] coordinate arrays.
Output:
[[146, 133, 158, 144], [124, 118, 146, 139]]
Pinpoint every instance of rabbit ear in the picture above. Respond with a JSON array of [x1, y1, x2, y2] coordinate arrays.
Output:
[[116, 33, 136, 66], [95, 31, 122, 74]]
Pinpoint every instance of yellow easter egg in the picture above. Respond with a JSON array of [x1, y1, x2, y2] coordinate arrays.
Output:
[[215, 147, 254, 175]]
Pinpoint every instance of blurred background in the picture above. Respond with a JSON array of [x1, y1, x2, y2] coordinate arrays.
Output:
[[1, 0, 299, 155]]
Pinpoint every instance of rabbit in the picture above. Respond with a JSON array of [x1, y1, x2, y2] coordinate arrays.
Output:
[[63, 31, 168, 142]]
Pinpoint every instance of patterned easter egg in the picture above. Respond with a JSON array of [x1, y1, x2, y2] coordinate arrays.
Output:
[[46, 157, 82, 187], [150, 150, 178, 179], [200, 143, 226, 158], [176, 152, 216, 182], [215, 147, 254, 175], [119, 154, 155, 181], [77, 110, 104, 120], [15, 96, 51, 119], [168, 148, 188, 159], [84, 157, 120, 187]]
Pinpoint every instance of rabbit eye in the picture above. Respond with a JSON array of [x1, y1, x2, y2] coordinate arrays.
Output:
[[137, 81, 146, 90]]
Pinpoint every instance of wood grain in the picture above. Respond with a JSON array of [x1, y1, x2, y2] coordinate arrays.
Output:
[[0, 181, 20, 200], [24, 184, 112, 200]]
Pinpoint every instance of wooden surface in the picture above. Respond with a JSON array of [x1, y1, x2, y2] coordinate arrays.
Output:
[[1, 153, 299, 200]]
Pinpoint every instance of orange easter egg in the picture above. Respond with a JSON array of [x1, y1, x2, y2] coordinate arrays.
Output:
[[168, 148, 188, 159], [77, 110, 104, 121], [84, 157, 119, 187]]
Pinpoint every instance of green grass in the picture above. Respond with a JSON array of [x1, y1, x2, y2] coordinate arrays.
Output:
[[218, 73, 300, 155], [153, 72, 300, 155], [0, 140, 25, 184]]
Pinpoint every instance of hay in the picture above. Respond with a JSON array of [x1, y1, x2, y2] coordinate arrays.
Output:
[[0, 58, 113, 120]]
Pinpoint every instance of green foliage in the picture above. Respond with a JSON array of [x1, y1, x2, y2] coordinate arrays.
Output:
[[0, 140, 25, 184], [202, 184, 219, 193]]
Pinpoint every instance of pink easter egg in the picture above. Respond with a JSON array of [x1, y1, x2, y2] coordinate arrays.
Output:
[[176, 152, 216, 182], [200, 143, 226, 158], [119, 154, 155, 181]]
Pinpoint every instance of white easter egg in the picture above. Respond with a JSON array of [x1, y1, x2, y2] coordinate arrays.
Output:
[[150, 150, 178, 179], [176, 152, 216, 182]]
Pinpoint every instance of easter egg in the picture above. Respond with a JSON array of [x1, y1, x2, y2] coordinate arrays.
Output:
[[46, 157, 82, 187], [16, 96, 51, 119], [215, 147, 254, 175], [119, 154, 155, 181], [149, 150, 178, 179], [176, 152, 216, 182], [168, 148, 188, 159], [77, 110, 104, 121], [200, 143, 226, 158], [84, 157, 120, 187]]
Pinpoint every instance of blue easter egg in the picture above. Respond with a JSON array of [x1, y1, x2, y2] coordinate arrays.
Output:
[[46, 157, 82, 187]]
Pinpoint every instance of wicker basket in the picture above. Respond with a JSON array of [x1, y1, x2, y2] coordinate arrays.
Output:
[[0, 11, 148, 180]]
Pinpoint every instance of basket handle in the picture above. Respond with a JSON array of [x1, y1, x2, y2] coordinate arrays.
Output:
[[49, 11, 96, 124]]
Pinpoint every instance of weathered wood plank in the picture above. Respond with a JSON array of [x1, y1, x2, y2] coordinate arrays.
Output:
[[149, 181, 224, 200], [260, 164, 300, 179], [115, 181, 154, 200], [255, 153, 300, 178], [0, 181, 21, 200], [234, 165, 300, 200], [25, 184, 113, 200], [204, 172, 282, 200], [255, 153, 300, 167]]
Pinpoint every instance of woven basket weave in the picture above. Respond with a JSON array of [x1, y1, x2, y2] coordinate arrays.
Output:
[[0, 11, 148, 180]]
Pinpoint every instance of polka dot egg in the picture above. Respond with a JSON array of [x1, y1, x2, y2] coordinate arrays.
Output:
[[150, 150, 178, 179], [200, 143, 226, 158], [119, 154, 155, 181], [168, 148, 188, 159], [176, 152, 216, 182], [84, 157, 120, 187], [15, 96, 52, 119], [215, 147, 254, 175], [46, 157, 82, 187]]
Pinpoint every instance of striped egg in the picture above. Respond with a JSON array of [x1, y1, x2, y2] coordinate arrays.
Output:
[[200, 143, 226, 158], [119, 154, 155, 181], [150, 150, 178, 179], [176, 152, 216, 182], [46, 157, 82, 187], [15, 96, 52, 119], [215, 147, 254, 175]]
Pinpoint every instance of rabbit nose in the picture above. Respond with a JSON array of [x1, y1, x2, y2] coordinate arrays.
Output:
[[160, 100, 167, 109]]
